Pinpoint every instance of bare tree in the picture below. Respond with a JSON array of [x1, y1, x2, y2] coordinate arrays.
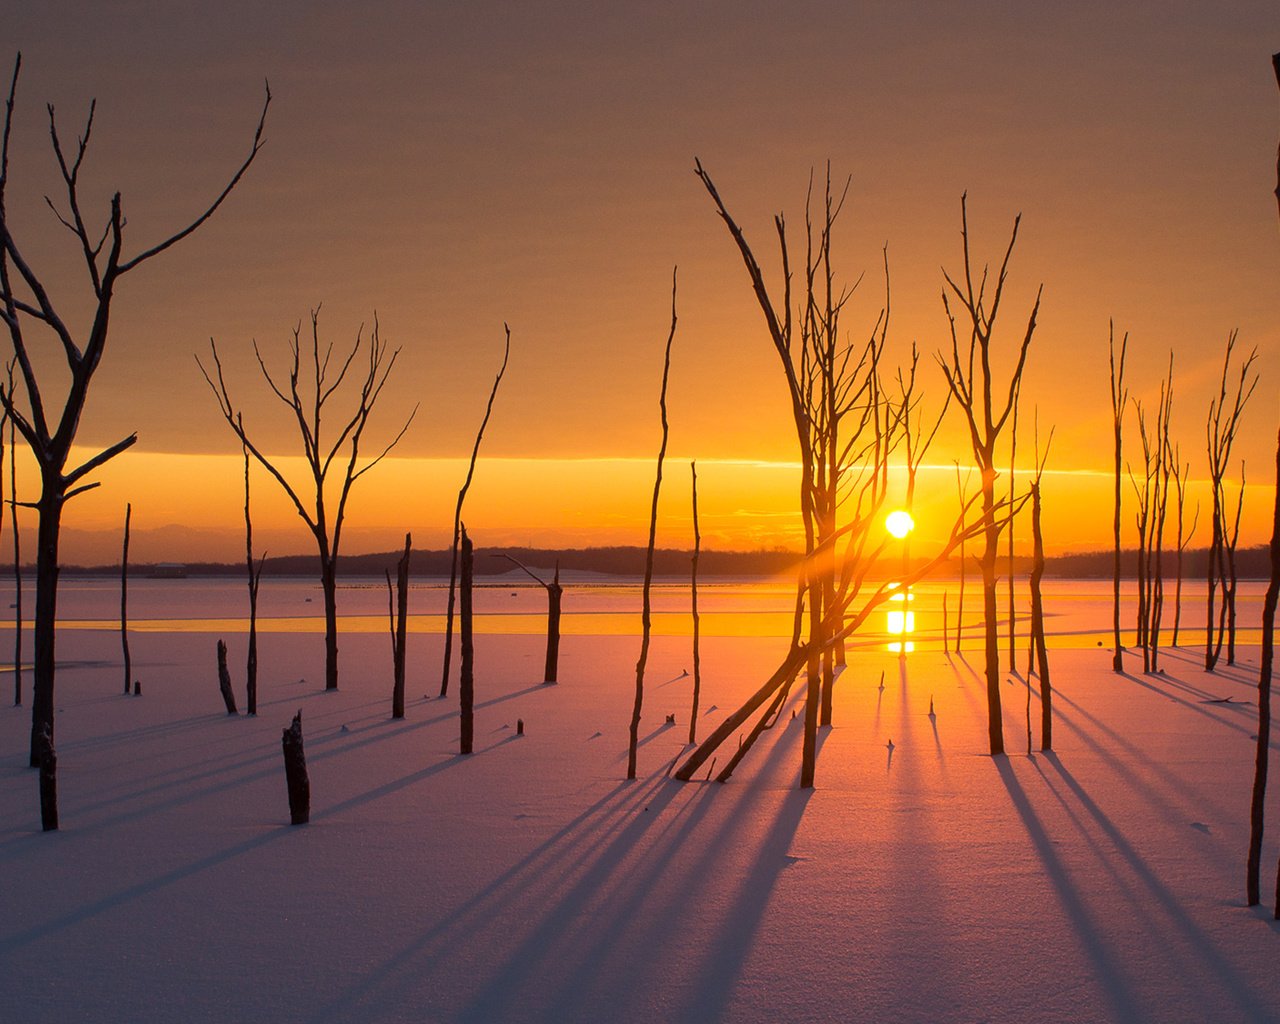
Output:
[[937, 194, 1040, 756], [1007, 378, 1021, 673], [689, 460, 702, 745], [1248, 429, 1279, 907], [243, 435, 265, 715], [0, 55, 269, 796], [497, 553, 563, 684], [954, 461, 972, 652], [120, 502, 131, 695], [628, 271, 677, 781], [1109, 324, 1129, 673], [387, 532, 410, 719], [1204, 331, 1257, 671], [199, 310, 415, 691], [1170, 451, 1197, 648], [7, 368, 18, 706], [440, 327, 510, 697], [459, 526, 475, 755], [1027, 417, 1054, 751]]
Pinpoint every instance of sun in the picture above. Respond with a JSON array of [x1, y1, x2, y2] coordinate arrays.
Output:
[[885, 509, 915, 539]]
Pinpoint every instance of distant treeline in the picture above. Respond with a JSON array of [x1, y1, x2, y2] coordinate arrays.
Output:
[[31, 543, 1275, 580]]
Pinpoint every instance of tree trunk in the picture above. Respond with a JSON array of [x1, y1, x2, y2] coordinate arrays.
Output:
[[29, 484, 62, 768], [440, 527, 460, 697], [981, 469, 1005, 755], [321, 558, 339, 691], [281, 710, 310, 825], [1248, 430, 1278, 906], [121, 503, 132, 696], [217, 639, 238, 715], [244, 442, 258, 715], [391, 533, 410, 719], [1030, 483, 1052, 751], [459, 528, 474, 755], [801, 574, 822, 787], [37, 723, 57, 831], [689, 462, 701, 744], [544, 570, 562, 684], [11, 409, 20, 708]]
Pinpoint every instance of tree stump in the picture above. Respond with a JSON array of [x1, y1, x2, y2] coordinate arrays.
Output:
[[281, 710, 310, 825], [460, 527, 474, 755], [217, 639, 238, 715]]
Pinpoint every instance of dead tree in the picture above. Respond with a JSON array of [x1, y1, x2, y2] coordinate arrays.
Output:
[[243, 435, 264, 715], [937, 194, 1041, 756], [0, 55, 268, 784], [1109, 324, 1128, 673], [1027, 419, 1054, 751], [440, 327, 510, 697], [459, 526, 475, 755], [217, 638, 237, 715], [1204, 332, 1257, 671], [281, 710, 310, 825], [1248, 428, 1279, 907], [954, 461, 972, 652], [1225, 469, 1245, 667], [1007, 378, 1021, 674], [120, 502, 131, 695], [1170, 452, 1197, 647], [200, 311, 415, 691], [36, 723, 55, 831], [387, 532, 410, 719], [689, 460, 702, 745], [497, 553, 562, 684], [8, 369, 18, 706], [628, 271, 676, 781]]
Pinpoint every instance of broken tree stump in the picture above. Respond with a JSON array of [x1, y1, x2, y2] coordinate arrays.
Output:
[[460, 526, 475, 755], [217, 639, 238, 715], [281, 710, 310, 825]]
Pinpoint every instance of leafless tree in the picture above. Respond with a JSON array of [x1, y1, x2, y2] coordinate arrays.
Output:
[[1027, 416, 1054, 751], [387, 533, 410, 719], [628, 271, 677, 781], [1249, 431, 1278, 907], [440, 327, 510, 697], [1170, 451, 1197, 648], [459, 526, 475, 755], [497, 553, 563, 684], [0, 53, 269, 806], [120, 502, 131, 695], [1007, 377, 1021, 674], [8, 363, 20, 707], [199, 310, 415, 691], [243, 435, 265, 715], [1204, 331, 1257, 671], [954, 461, 972, 652], [1109, 324, 1129, 673], [689, 460, 702, 744], [937, 194, 1040, 756]]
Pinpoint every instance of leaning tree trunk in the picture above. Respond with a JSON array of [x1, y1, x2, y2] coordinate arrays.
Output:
[[30, 483, 62, 768], [281, 710, 310, 825], [1248, 430, 1279, 906], [217, 639, 238, 715]]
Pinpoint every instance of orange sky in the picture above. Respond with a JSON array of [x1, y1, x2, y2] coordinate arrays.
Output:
[[5, 3, 1279, 564]]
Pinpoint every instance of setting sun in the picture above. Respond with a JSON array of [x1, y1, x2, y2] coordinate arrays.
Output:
[[885, 509, 916, 539]]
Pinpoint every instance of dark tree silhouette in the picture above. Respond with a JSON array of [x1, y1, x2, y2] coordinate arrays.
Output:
[[217, 638, 237, 715], [120, 502, 131, 695], [440, 327, 510, 697], [1170, 451, 1197, 648], [282, 710, 310, 825], [497, 553, 563, 684], [1204, 331, 1256, 671], [200, 311, 415, 691], [459, 526, 475, 755], [628, 271, 677, 781], [0, 53, 269, 808], [1248, 429, 1279, 907], [243, 435, 265, 715], [954, 461, 972, 652], [8, 362, 21, 707], [1027, 418, 1054, 751], [689, 460, 702, 745], [387, 532, 410, 719], [1109, 324, 1128, 673], [937, 194, 1040, 756]]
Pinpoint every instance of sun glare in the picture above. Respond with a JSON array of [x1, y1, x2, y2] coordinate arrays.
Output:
[[885, 509, 915, 539]]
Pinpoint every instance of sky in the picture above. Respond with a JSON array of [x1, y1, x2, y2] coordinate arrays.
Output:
[[3, 1, 1278, 564]]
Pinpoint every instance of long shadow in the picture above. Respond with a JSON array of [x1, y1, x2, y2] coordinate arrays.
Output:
[[1041, 752, 1273, 1020], [994, 757, 1147, 1022]]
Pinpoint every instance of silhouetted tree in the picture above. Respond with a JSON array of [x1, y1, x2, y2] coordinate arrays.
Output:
[[1109, 324, 1128, 673], [8, 362, 21, 707], [387, 532, 410, 719], [0, 53, 269, 804], [628, 271, 676, 781], [243, 434, 264, 715], [440, 327, 510, 697], [497, 553, 562, 684], [120, 502, 131, 695], [1248, 429, 1278, 907], [459, 526, 475, 755], [1027, 418, 1054, 751], [1170, 451, 1197, 648], [954, 461, 972, 652], [1007, 378, 1020, 674], [282, 710, 310, 825], [937, 194, 1040, 756], [217, 639, 237, 715], [1204, 331, 1256, 671], [200, 311, 415, 691], [689, 461, 702, 745]]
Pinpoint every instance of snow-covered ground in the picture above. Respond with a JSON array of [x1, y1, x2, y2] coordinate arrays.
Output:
[[2, 578, 1279, 1023]]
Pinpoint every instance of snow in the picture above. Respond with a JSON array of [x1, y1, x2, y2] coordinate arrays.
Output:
[[2, 577, 1279, 1023]]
